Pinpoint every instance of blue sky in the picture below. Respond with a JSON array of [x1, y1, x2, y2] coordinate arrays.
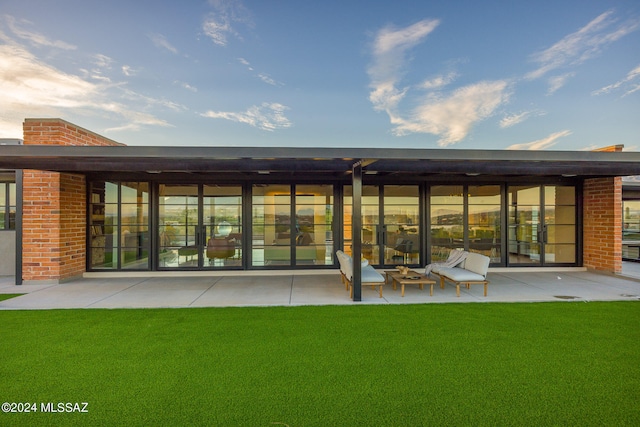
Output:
[[1, 0, 639, 151]]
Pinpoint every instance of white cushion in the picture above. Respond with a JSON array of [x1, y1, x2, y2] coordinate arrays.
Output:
[[463, 252, 490, 277], [362, 265, 385, 283], [437, 267, 485, 282], [336, 250, 383, 283], [431, 265, 443, 274]]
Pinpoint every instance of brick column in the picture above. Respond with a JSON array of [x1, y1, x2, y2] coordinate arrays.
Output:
[[22, 119, 123, 283], [583, 177, 623, 274]]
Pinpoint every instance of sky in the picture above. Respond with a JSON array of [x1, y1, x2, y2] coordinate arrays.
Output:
[[1, 0, 639, 151]]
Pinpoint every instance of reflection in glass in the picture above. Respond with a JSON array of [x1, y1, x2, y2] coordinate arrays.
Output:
[[344, 186, 379, 264], [91, 181, 149, 270], [384, 186, 420, 265], [158, 185, 198, 268], [623, 200, 640, 260], [252, 184, 333, 266], [543, 185, 576, 263], [253, 185, 292, 266], [296, 185, 333, 266], [468, 186, 501, 262], [508, 186, 541, 264], [203, 185, 243, 267], [430, 186, 464, 262]]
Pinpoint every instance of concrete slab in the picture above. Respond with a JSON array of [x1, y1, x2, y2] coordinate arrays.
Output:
[[0, 270, 639, 310], [190, 276, 293, 307], [91, 277, 218, 309]]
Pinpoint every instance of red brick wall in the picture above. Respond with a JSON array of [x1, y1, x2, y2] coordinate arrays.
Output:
[[583, 177, 622, 273], [22, 119, 123, 282]]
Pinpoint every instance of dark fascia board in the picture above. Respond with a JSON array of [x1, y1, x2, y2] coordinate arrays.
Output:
[[0, 145, 639, 177]]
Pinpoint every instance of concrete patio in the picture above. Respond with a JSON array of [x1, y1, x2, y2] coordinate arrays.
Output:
[[1, 265, 640, 310]]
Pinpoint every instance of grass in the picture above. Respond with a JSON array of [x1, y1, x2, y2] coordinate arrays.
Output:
[[1, 302, 639, 426], [0, 294, 24, 302]]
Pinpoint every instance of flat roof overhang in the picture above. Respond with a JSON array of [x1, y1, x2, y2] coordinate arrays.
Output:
[[0, 145, 639, 177]]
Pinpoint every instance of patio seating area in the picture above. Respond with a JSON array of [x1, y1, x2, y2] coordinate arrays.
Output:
[[1, 267, 640, 310]]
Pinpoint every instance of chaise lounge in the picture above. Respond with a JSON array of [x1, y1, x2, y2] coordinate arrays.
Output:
[[429, 251, 490, 297], [336, 250, 386, 298]]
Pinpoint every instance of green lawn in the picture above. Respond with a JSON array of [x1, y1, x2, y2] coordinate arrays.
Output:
[[0, 294, 24, 302], [1, 302, 639, 426]]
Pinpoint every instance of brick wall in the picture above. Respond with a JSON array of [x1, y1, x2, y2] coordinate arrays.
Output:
[[22, 119, 123, 283], [583, 177, 622, 273]]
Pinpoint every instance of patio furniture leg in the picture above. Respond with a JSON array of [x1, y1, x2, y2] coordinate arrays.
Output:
[[401, 284, 405, 297], [440, 277, 445, 289], [379, 285, 383, 298], [456, 283, 460, 297], [429, 283, 433, 296], [484, 283, 488, 296]]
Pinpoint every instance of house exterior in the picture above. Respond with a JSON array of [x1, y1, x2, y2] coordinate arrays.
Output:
[[1, 119, 639, 300]]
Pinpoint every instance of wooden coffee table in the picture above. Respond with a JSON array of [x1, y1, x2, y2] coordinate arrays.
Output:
[[385, 270, 436, 297]]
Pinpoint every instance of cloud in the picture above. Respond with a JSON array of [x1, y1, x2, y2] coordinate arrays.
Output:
[[398, 80, 510, 146], [148, 33, 178, 54], [174, 81, 198, 92], [368, 20, 509, 145], [500, 110, 546, 128], [0, 40, 171, 137], [237, 57, 252, 69], [201, 102, 292, 131], [420, 72, 458, 90], [0, 43, 97, 108], [368, 19, 440, 112], [237, 57, 282, 86], [121, 65, 138, 77], [507, 130, 572, 150], [202, 0, 252, 47], [592, 64, 640, 96], [546, 72, 575, 95], [103, 111, 173, 132], [257, 73, 278, 86], [525, 10, 640, 82], [92, 54, 113, 69], [3, 14, 76, 50]]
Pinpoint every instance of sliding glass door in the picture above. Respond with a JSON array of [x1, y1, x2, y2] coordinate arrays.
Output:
[[344, 185, 420, 267], [158, 184, 242, 269], [252, 184, 333, 267], [508, 185, 576, 265]]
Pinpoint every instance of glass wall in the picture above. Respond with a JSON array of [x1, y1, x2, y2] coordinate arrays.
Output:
[[430, 186, 464, 262], [0, 181, 16, 230], [343, 186, 380, 264], [383, 186, 420, 265], [158, 185, 199, 268], [252, 184, 292, 266], [544, 186, 576, 264], [157, 184, 243, 269], [623, 199, 640, 260], [85, 179, 578, 271], [344, 185, 420, 266], [203, 185, 243, 267], [252, 184, 333, 266], [508, 185, 576, 265], [430, 185, 503, 263], [508, 186, 540, 264], [90, 181, 150, 270], [468, 185, 501, 262], [295, 185, 333, 266]]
